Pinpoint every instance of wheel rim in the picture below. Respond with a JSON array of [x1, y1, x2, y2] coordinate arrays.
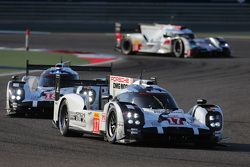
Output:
[[108, 111, 117, 137], [124, 41, 130, 50], [60, 106, 68, 131], [122, 40, 132, 54], [175, 41, 181, 54]]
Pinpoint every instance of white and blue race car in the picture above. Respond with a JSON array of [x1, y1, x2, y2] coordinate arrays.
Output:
[[6, 60, 111, 116], [115, 23, 231, 58], [53, 75, 223, 145]]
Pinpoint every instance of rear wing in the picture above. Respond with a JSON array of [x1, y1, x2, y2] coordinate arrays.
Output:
[[115, 22, 141, 34], [26, 60, 112, 76], [109, 75, 158, 97], [55, 74, 109, 101]]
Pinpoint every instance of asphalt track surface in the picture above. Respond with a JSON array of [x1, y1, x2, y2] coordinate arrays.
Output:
[[0, 33, 250, 167]]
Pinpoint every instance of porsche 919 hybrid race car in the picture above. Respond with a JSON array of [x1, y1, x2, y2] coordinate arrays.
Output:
[[115, 23, 231, 58], [53, 74, 224, 145], [6, 60, 111, 116]]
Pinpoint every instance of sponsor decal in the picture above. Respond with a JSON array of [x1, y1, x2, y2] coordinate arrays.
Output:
[[101, 113, 106, 122], [158, 115, 186, 125], [44, 92, 55, 100], [153, 109, 169, 114], [32, 101, 38, 107], [93, 112, 100, 134], [110, 75, 134, 97], [113, 82, 128, 90], [130, 128, 139, 135], [111, 75, 131, 90], [110, 75, 130, 84], [132, 39, 141, 51]]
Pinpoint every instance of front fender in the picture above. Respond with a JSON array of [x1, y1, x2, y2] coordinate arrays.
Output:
[[103, 101, 125, 140], [103, 101, 144, 142], [192, 104, 224, 141], [53, 94, 85, 125]]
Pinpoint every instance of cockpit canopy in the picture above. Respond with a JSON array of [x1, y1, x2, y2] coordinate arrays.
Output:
[[164, 26, 195, 39], [116, 92, 178, 110], [39, 68, 79, 87]]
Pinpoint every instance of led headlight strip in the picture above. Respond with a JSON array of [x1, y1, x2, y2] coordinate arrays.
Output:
[[83, 89, 96, 104], [206, 112, 222, 131], [9, 88, 24, 101], [125, 111, 141, 125]]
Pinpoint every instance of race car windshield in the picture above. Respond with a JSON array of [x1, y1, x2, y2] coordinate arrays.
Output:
[[39, 73, 78, 88], [117, 92, 178, 110], [175, 33, 194, 39]]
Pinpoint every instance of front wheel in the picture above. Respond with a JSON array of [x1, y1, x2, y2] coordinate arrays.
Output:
[[106, 106, 117, 143], [59, 100, 70, 136], [173, 39, 184, 58]]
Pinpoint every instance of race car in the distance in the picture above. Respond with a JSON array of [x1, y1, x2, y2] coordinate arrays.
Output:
[[53, 74, 224, 146], [115, 23, 231, 58], [6, 60, 111, 116]]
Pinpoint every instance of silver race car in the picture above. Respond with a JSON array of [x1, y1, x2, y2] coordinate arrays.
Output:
[[6, 60, 110, 116], [115, 23, 231, 58], [53, 74, 223, 146]]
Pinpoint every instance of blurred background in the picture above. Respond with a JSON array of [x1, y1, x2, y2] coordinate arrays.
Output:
[[0, 0, 249, 33]]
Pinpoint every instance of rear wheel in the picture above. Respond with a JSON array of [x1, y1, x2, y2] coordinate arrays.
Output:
[[173, 39, 184, 58], [106, 106, 117, 143], [121, 38, 135, 55]]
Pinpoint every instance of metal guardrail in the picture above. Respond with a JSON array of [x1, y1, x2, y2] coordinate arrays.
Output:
[[0, 1, 249, 32]]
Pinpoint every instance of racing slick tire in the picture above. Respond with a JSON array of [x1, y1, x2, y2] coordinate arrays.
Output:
[[58, 100, 83, 137], [105, 106, 118, 143], [121, 38, 136, 55], [173, 39, 184, 58], [59, 100, 71, 136]]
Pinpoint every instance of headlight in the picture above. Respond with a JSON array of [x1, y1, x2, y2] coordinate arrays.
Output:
[[209, 115, 215, 121], [210, 122, 215, 127], [11, 95, 16, 100], [16, 89, 22, 95], [135, 120, 140, 125], [134, 113, 139, 119], [206, 112, 222, 131], [128, 120, 133, 124], [127, 112, 132, 118], [215, 122, 221, 127], [16, 96, 21, 101], [88, 90, 94, 96], [125, 111, 142, 126], [82, 89, 96, 104], [224, 43, 229, 47], [89, 97, 93, 103]]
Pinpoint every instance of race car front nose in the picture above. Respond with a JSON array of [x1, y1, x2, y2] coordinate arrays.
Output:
[[141, 127, 213, 137]]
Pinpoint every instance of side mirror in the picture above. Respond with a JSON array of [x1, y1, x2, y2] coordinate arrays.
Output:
[[150, 77, 157, 84], [197, 99, 207, 105], [102, 95, 113, 100], [12, 75, 18, 81], [163, 34, 169, 38]]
